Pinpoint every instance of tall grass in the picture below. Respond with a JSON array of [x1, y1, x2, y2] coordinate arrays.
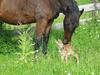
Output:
[[16, 28, 34, 63], [0, 19, 100, 75]]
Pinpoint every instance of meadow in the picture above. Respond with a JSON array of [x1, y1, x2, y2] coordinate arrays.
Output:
[[0, 0, 100, 75]]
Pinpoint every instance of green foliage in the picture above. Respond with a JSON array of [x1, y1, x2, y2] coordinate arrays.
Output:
[[76, 0, 91, 5], [0, 20, 100, 75], [15, 27, 34, 63], [0, 30, 19, 54]]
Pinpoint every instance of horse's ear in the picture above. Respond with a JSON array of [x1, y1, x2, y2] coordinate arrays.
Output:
[[79, 9, 84, 17]]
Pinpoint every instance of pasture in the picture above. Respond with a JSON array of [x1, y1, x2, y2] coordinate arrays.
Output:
[[0, 0, 100, 75], [0, 20, 100, 75]]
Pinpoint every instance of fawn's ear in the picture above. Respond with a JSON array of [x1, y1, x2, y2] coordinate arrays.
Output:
[[58, 39, 63, 44]]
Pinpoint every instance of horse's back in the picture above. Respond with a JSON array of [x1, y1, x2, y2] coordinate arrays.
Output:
[[0, 0, 53, 24]]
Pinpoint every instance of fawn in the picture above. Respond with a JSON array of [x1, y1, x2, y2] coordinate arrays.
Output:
[[56, 39, 79, 64]]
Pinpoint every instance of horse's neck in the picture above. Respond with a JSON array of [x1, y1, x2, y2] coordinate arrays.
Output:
[[49, 0, 61, 11], [58, 0, 79, 14], [58, 0, 68, 12]]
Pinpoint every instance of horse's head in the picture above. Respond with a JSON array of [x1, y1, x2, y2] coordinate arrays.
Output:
[[58, 0, 84, 44]]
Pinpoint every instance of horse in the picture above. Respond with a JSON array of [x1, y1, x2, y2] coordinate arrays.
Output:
[[0, 0, 84, 57]]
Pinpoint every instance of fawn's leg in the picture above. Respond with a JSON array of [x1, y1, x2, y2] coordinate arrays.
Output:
[[65, 55, 68, 63], [73, 53, 79, 64]]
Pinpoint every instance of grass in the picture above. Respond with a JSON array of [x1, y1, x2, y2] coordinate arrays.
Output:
[[77, 0, 91, 5], [0, 20, 100, 75]]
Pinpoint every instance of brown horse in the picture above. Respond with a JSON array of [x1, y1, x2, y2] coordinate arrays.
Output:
[[0, 0, 84, 56]]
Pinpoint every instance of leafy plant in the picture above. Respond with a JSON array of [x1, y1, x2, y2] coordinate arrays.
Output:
[[16, 27, 34, 63]]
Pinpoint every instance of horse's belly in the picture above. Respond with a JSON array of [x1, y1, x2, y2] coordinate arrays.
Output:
[[0, 11, 35, 25]]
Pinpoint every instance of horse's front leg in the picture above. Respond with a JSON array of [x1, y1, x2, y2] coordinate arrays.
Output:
[[34, 18, 48, 57], [42, 21, 52, 55]]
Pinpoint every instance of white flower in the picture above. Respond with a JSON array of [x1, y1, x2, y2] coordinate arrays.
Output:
[[91, 72, 95, 75], [67, 72, 72, 75]]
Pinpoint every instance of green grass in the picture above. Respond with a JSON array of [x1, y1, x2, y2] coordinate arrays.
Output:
[[0, 20, 100, 75], [77, 0, 91, 5]]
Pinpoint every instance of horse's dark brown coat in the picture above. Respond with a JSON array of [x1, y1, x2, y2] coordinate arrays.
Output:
[[0, 0, 83, 56], [0, 0, 60, 24]]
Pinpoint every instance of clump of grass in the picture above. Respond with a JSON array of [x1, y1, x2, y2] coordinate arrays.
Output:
[[16, 27, 34, 63]]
